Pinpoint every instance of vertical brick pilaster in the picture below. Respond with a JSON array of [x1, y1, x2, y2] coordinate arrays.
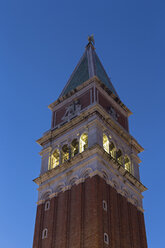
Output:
[[68, 184, 82, 248], [83, 177, 99, 248], [97, 176, 104, 247], [110, 187, 120, 248], [118, 195, 132, 248], [138, 211, 148, 248], [33, 204, 43, 248], [54, 191, 68, 248], [51, 196, 58, 248], [129, 203, 141, 248]]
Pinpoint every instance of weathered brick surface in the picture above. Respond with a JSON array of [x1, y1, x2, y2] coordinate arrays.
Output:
[[128, 203, 141, 248], [138, 211, 148, 248], [54, 191, 68, 248], [83, 177, 99, 248], [109, 186, 121, 248], [68, 184, 82, 248], [53, 90, 91, 127], [98, 91, 128, 131], [33, 175, 147, 248], [33, 204, 42, 248], [118, 194, 132, 248]]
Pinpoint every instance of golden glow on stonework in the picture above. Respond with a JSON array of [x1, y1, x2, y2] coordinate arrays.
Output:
[[49, 149, 60, 169], [71, 139, 79, 157], [116, 149, 123, 165], [79, 133, 88, 153], [109, 142, 116, 159], [124, 155, 131, 172], [103, 134, 109, 153], [62, 144, 69, 163]]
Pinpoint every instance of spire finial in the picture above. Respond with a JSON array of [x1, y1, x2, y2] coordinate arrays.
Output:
[[88, 34, 95, 45]]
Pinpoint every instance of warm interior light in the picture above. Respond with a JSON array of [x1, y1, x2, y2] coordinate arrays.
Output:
[[71, 139, 79, 157], [124, 155, 131, 172], [79, 133, 88, 153], [109, 142, 116, 159], [62, 144, 69, 163], [116, 149, 123, 165], [50, 149, 60, 169], [103, 134, 109, 153]]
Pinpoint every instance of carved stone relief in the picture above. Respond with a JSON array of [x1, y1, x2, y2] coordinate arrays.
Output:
[[62, 100, 81, 122]]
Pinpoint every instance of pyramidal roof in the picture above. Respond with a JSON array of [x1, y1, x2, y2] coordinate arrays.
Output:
[[60, 41, 118, 98]]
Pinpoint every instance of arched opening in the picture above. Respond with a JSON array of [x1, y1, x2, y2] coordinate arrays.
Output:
[[45, 200, 50, 211], [61, 144, 69, 163], [79, 133, 88, 153], [124, 155, 131, 172], [109, 142, 116, 159], [116, 149, 123, 165], [71, 139, 79, 157], [50, 149, 60, 169], [104, 233, 109, 245], [103, 134, 109, 153], [42, 228, 48, 239]]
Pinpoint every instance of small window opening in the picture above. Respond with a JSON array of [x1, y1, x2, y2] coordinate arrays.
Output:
[[104, 233, 109, 244], [103, 200, 107, 211], [42, 228, 48, 239], [45, 200, 50, 211]]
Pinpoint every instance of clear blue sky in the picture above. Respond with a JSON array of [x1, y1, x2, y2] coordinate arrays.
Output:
[[0, 0, 164, 247]]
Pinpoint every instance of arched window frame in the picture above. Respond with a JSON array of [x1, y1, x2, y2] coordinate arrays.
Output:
[[104, 233, 109, 245], [79, 132, 88, 153], [103, 200, 107, 211], [49, 148, 60, 170], [42, 228, 48, 239], [45, 200, 50, 211]]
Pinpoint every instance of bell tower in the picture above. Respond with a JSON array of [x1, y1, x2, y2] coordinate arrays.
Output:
[[33, 38, 148, 248]]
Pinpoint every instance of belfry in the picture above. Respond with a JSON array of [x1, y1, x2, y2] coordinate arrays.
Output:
[[33, 38, 148, 248]]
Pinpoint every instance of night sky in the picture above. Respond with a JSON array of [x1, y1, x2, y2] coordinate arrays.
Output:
[[0, 1, 164, 247]]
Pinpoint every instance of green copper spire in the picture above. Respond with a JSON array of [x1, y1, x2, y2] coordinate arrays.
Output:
[[60, 37, 118, 98]]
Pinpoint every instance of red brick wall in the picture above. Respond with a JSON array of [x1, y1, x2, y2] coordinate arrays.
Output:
[[52, 90, 92, 128], [33, 175, 147, 248], [98, 90, 129, 131]]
